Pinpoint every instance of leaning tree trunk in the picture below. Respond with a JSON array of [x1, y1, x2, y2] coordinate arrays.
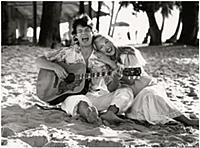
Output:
[[108, 1, 115, 36], [178, 2, 199, 46], [166, 10, 182, 44], [146, 11, 162, 45], [38, 2, 62, 47], [111, 4, 122, 37]]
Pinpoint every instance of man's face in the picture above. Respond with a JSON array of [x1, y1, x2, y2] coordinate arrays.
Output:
[[76, 25, 93, 47], [94, 36, 115, 56]]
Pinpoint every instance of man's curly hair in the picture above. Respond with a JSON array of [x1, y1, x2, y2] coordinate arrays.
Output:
[[71, 14, 93, 35]]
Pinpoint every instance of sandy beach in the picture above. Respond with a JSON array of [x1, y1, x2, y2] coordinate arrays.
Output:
[[1, 45, 199, 147]]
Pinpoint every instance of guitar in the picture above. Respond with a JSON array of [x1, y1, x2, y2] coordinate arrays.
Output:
[[36, 62, 141, 105]]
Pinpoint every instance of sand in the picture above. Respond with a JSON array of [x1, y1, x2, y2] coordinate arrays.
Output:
[[1, 45, 199, 147]]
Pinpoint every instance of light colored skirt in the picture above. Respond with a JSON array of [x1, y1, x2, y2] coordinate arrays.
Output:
[[61, 87, 133, 116], [126, 83, 183, 125]]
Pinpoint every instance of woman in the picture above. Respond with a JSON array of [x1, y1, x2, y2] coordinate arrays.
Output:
[[93, 34, 199, 127]]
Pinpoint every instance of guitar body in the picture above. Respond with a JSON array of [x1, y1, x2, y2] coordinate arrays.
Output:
[[36, 62, 86, 105], [36, 61, 142, 105]]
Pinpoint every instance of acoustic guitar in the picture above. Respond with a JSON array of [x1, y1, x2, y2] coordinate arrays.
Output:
[[36, 62, 141, 105]]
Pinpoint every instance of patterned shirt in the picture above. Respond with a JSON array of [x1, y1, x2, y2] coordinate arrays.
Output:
[[44, 44, 112, 95]]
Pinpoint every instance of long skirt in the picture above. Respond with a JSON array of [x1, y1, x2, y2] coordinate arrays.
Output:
[[126, 83, 183, 125], [61, 87, 133, 116]]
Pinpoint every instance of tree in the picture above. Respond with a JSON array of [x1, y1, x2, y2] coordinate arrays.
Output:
[[79, 1, 85, 14], [33, 1, 37, 45], [178, 2, 199, 45], [88, 1, 92, 18], [108, 1, 115, 36], [144, 3, 162, 45], [1, 2, 8, 45], [38, 2, 62, 47], [96, 1, 102, 31], [121, 1, 175, 45], [110, 3, 123, 37], [1, 2, 17, 45], [166, 9, 182, 43]]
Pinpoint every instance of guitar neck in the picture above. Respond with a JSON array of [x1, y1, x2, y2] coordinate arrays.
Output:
[[75, 71, 112, 80]]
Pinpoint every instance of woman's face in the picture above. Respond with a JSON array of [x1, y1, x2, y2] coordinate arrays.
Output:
[[94, 36, 115, 56]]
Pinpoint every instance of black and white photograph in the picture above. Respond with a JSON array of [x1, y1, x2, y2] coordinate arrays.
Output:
[[1, 1, 199, 147]]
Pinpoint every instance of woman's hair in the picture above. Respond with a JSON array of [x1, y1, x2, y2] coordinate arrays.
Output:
[[71, 13, 93, 35], [93, 34, 146, 66], [93, 34, 120, 62], [117, 46, 146, 66]]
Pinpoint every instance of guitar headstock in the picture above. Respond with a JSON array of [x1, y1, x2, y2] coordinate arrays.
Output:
[[122, 67, 141, 77]]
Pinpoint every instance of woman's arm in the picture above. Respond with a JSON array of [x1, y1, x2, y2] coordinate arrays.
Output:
[[36, 56, 68, 79], [95, 52, 117, 69], [106, 69, 121, 92]]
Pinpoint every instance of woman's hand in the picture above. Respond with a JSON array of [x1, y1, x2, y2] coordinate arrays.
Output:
[[95, 52, 117, 69]]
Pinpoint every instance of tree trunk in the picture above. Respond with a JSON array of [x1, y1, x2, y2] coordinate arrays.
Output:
[[79, 1, 85, 14], [178, 2, 199, 45], [38, 2, 62, 47], [88, 1, 92, 18], [146, 11, 162, 45], [33, 1, 37, 45], [166, 10, 182, 43], [142, 28, 150, 44], [111, 4, 122, 37], [96, 1, 102, 31], [2, 2, 17, 45], [108, 1, 115, 36], [1, 2, 9, 45], [160, 14, 165, 34]]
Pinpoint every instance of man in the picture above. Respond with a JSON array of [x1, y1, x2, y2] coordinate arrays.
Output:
[[36, 14, 133, 125]]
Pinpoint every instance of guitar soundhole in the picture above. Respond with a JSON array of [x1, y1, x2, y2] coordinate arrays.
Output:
[[64, 73, 75, 83], [58, 79, 82, 94]]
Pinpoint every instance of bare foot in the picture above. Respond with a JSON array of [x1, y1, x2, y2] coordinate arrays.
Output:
[[86, 106, 102, 125], [100, 111, 125, 125], [78, 101, 101, 125], [190, 119, 199, 127], [174, 115, 199, 128]]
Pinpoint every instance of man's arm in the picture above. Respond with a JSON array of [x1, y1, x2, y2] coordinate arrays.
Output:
[[36, 56, 68, 79]]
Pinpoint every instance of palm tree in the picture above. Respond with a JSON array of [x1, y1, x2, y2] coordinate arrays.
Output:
[[96, 1, 102, 31], [38, 2, 62, 47], [166, 8, 182, 43], [178, 1, 199, 45], [110, 3, 123, 37], [96, 1, 110, 32], [121, 1, 175, 45], [88, 1, 92, 18], [79, 1, 85, 14], [33, 1, 37, 44], [160, 2, 174, 35], [108, 1, 114, 36]]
